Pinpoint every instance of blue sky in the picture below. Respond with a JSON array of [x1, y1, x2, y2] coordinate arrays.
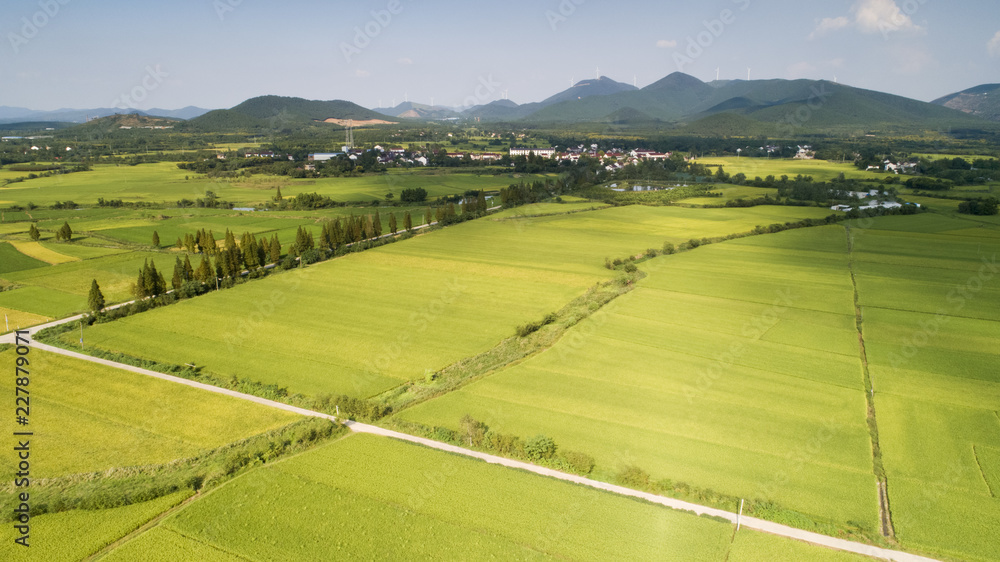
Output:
[[2, 0, 998, 111]]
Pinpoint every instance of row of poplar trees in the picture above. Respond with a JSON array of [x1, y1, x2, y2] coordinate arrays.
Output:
[[131, 198, 492, 300]]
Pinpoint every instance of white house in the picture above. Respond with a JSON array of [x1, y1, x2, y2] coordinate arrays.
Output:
[[510, 147, 556, 158], [308, 153, 342, 162]]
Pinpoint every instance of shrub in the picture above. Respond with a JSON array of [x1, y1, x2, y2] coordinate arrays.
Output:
[[562, 451, 595, 475], [516, 322, 540, 337], [624, 263, 638, 273], [688, 238, 701, 248], [617, 465, 651, 489], [301, 248, 322, 264], [524, 434, 557, 461], [662, 242, 675, 255], [460, 415, 489, 447], [645, 248, 658, 258], [432, 426, 458, 443], [485, 432, 523, 456]]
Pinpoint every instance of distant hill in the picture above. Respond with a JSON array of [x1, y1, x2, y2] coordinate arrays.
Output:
[[375, 102, 460, 120], [145, 106, 213, 120], [187, 96, 388, 131], [520, 72, 991, 133], [0, 106, 211, 125], [0, 121, 74, 134], [463, 77, 639, 123], [538, 76, 638, 106], [65, 113, 181, 134], [932, 84, 1000, 122], [463, 99, 538, 121]]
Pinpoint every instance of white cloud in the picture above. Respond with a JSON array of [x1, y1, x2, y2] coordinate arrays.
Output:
[[989, 31, 1000, 58], [809, 17, 850, 39], [810, 0, 923, 39], [656, 39, 677, 49], [355, 69, 371, 78], [397, 57, 414, 65], [854, 0, 921, 34]]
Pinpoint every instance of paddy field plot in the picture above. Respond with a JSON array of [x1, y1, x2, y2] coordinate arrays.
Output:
[[695, 157, 881, 182], [6, 240, 78, 264], [1, 491, 191, 562], [106, 432, 876, 561], [77, 205, 835, 399], [399, 226, 878, 526], [0, 241, 47, 274], [0, 250, 179, 317], [850, 214, 1000, 561], [0, 162, 550, 207], [0, 348, 300, 480], [677, 184, 777, 206], [0, 305, 50, 333]]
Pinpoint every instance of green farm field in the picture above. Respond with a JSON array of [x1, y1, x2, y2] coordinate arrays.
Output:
[[678, 184, 778, 205], [0, 348, 299, 480], [398, 226, 878, 527], [849, 214, 1000, 561], [0, 241, 47, 274], [695, 157, 882, 182], [0, 162, 547, 207], [102, 433, 877, 561], [76, 205, 836, 399], [2, 491, 192, 562], [0, 250, 180, 318]]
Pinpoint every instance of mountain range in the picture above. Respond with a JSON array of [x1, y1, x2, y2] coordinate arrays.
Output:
[[452, 73, 992, 135], [0, 105, 211, 125], [6, 74, 998, 135]]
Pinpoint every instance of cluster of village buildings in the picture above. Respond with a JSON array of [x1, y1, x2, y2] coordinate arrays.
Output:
[[829, 189, 918, 212], [299, 145, 674, 171], [866, 160, 919, 174]]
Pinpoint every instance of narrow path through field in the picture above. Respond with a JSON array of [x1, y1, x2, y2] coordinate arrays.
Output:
[[846, 225, 895, 539], [24, 339, 937, 561]]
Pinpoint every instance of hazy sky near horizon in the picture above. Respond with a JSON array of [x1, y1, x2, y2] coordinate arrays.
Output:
[[2, 0, 998, 111]]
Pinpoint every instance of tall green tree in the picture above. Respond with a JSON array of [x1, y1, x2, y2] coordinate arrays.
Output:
[[424, 208, 433, 225], [364, 215, 375, 240], [87, 279, 105, 313], [269, 234, 281, 263], [372, 213, 383, 237], [388, 213, 397, 234], [196, 255, 212, 284], [152, 230, 160, 247], [28, 224, 41, 241], [56, 222, 72, 241], [403, 211, 413, 231], [477, 190, 487, 214], [183, 254, 194, 280], [171, 257, 184, 291]]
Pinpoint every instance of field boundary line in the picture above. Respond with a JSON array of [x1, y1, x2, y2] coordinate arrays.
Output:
[[847, 225, 895, 539], [27, 339, 939, 562], [85, 492, 205, 562], [972, 445, 997, 498]]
